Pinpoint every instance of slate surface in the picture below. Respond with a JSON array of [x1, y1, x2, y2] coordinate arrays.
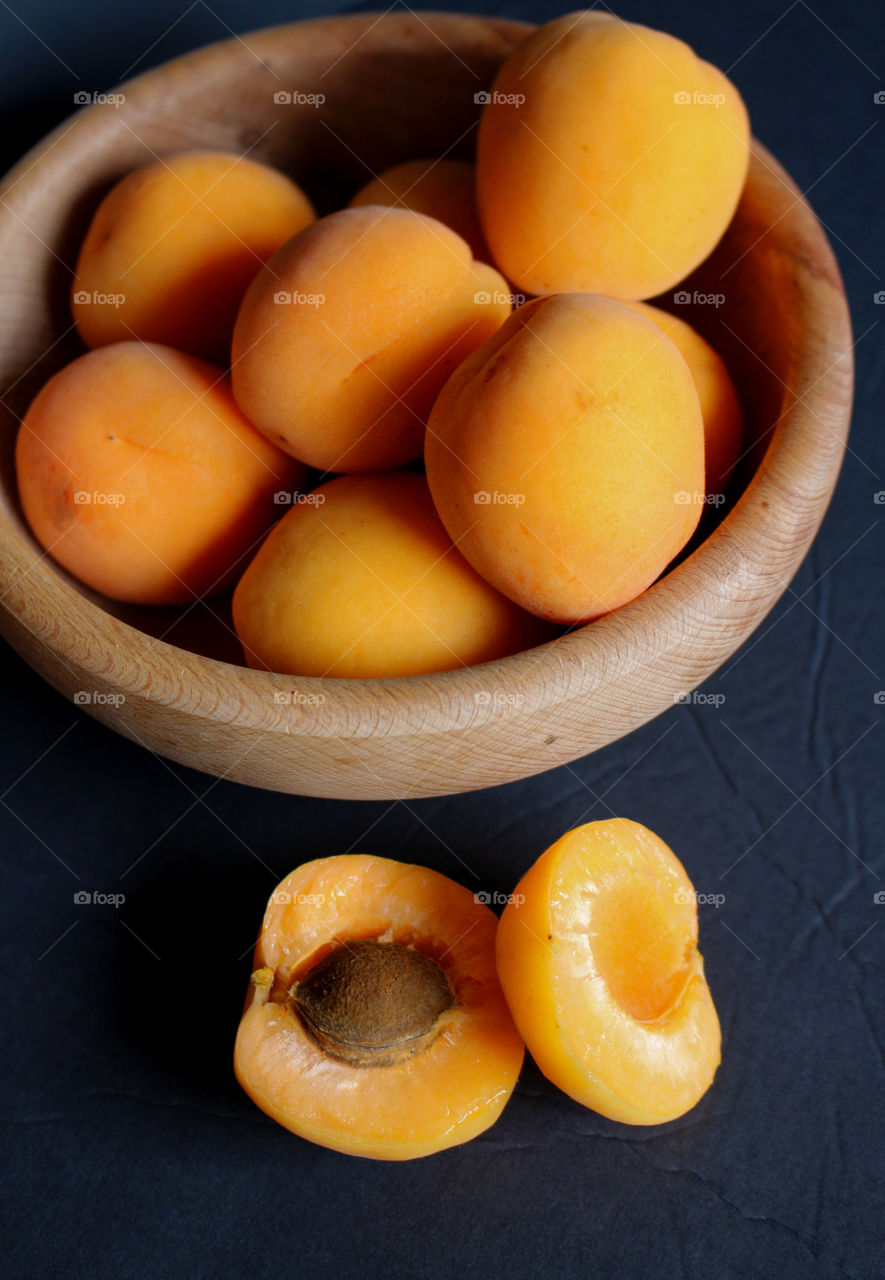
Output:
[[1, 1, 883, 1276]]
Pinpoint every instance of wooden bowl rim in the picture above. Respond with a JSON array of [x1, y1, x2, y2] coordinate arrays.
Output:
[[0, 12, 854, 746]]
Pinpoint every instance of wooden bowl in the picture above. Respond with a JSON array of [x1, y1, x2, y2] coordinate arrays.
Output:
[[0, 14, 853, 800]]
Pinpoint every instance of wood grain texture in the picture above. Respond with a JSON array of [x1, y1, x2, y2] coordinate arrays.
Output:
[[0, 14, 854, 799]]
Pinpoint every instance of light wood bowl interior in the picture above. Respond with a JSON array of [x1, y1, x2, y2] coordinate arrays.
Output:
[[0, 14, 853, 799]]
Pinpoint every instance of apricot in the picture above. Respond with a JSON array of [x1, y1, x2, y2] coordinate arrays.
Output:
[[15, 341, 303, 605], [476, 11, 750, 299], [234, 855, 524, 1160], [496, 819, 721, 1125], [424, 293, 705, 624], [349, 159, 490, 262], [232, 471, 553, 678], [230, 205, 512, 473], [72, 150, 315, 363], [624, 301, 744, 497]]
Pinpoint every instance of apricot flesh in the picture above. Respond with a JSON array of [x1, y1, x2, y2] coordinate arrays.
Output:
[[495, 819, 721, 1125], [15, 341, 303, 604], [424, 293, 705, 623], [232, 471, 554, 678], [234, 855, 525, 1160], [624, 301, 744, 497], [231, 205, 512, 472], [476, 11, 750, 299], [72, 150, 315, 363], [349, 159, 491, 263]]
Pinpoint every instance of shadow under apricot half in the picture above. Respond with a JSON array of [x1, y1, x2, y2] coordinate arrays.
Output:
[[496, 819, 721, 1125], [234, 855, 524, 1160]]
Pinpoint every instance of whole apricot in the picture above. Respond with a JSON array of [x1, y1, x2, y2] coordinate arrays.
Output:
[[16, 341, 303, 604], [232, 471, 553, 677], [424, 293, 705, 624], [625, 301, 744, 497], [349, 159, 490, 262], [234, 854, 525, 1160], [476, 11, 750, 299], [72, 150, 315, 363], [496, 819, 721, 1124], [230, 205, 511, 473]]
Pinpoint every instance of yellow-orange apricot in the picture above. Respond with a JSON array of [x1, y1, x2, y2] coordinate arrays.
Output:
[[625, 301, 744, 496], [496, 819, 721, 1125], [230, 205, 512, 473], [424, 293, 704, 624], [234, 854, 525, 1160], [349, 159, 490, 262], [476, 12, 750, 299], [72, 150, 315, 363], [15, 341, 303, 604], [232, 471, 554, 677]]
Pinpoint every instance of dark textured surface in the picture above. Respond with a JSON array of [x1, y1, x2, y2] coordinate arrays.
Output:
[[1, 2, 883, 1277]]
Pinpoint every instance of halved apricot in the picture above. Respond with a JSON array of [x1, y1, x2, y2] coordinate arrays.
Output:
[[235, 855, 524, 1160], [496, 819, 721, 1125]]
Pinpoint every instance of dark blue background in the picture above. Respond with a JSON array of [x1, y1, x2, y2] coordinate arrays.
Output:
[[1, 2, 883, 1277]]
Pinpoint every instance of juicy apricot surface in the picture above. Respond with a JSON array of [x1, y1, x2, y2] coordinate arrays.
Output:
[[15, 341, 302, 604], [496, 819, 721, 1125], [349, 159, 490, 262], [234, 855, 525, 1160], [72, 150, 315, 363], [231, 205, 511, 473]]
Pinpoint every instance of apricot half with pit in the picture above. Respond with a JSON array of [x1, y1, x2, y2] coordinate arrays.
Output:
[[234, 855, 524, 1160], [495, 819, 721, 1124]]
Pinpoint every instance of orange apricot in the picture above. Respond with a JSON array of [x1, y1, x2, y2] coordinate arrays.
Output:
[[15, 341, 303, 604], [624, 301, 744, 497], [349, 159, 490, 262], [234, 854, 525, 1160], [232, 471, 553, 678], [424, 293, 705, 624], [72, 150, 315, 363], [496, 819, 721, 1125], [476, 11, 750, 299], [230, 205, 512, 472]]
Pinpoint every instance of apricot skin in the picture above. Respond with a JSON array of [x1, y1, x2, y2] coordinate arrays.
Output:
[[230, 205, 512, 473], [495, 819, 721, 1125], [349, 159, 491, 263], [624, 301, 744, 497], [476, 12, 750, 299], [424, 293, 705, 624], [232, 471, 554, 678], [234, 855, 525, 1160], [15, 342, 303, 605], [72, 150, 315, 363]]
